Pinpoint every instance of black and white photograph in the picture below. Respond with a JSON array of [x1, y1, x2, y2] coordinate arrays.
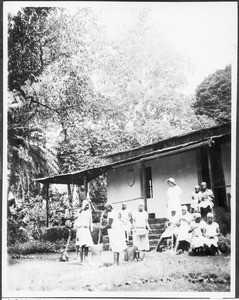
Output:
[[2, 1, 238, 298]]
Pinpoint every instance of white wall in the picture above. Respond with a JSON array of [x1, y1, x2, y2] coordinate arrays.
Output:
[[146, 150, 198, 217], [107, 163, 142, 212], [107, 149, 199, 217]]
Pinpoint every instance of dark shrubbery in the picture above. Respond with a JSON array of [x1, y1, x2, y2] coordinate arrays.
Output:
[[41, 226, 76, 242], [218, 234, 231, 255], [8, 239, 76, 256], [214, 207, 231, 236], [7, 218, 30, 245]]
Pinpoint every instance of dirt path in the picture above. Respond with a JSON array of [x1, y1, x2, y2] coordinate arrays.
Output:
[[6, 251, 231, 293]]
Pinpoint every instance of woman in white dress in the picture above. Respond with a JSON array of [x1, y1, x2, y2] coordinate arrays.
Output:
[[166, 178, 182, 219], [105, 203, 127, 265], [74, 200, 93, 264]]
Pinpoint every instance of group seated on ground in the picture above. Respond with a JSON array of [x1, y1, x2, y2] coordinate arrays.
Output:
[[156, 208, 220, 256], [156, 181, 220, 256]]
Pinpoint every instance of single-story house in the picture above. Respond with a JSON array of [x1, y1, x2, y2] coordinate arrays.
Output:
[[36, 122, 231, 222]]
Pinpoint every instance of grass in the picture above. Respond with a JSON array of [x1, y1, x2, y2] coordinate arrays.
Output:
[[6, 250, 231, 293]]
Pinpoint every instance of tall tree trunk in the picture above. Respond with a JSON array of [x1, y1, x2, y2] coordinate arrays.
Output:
[[67, 184, 72, 205]]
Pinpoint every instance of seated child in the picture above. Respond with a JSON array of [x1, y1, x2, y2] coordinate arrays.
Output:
[[202, 212, 220, 256], [156, 210, 179, 252], [190, 185, 200, 213], [188, 213, 206, 255], [175, 206, 193, 254]]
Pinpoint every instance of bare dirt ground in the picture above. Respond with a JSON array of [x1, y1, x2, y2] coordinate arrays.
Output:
[[6, 250, 231, 293]]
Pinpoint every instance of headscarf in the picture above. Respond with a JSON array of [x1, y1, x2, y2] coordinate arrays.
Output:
[[181, 205, 188, 211], [194, 212, 201, 219], [207, 212, 214, 218], [104, 202, 113, 209], [166, 178, 176, 185], [82, 199, 89, 210]]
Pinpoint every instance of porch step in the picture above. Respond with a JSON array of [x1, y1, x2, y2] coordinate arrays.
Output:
[[149, 218, 167, 224]]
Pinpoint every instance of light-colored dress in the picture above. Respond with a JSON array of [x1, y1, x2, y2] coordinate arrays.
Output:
[[198, 189, 214, 209], [132, 210, 150, 251], [161, 214, 179, 238], [119, 208, 132, 233], [177, 212, 193, 242], [108, 210, 127, 253], [191, 191, 200, 212], [203, 222, 219, 247], [189, 220, 206, 248], [167, 185, 182, 218], [74, 210, 93, 247]]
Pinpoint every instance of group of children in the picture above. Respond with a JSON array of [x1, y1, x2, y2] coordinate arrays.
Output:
[[72, 199, 151, 265], [157, 180, 220, 256], [156, 207, 220, 256], [70, 180, 220, 266]]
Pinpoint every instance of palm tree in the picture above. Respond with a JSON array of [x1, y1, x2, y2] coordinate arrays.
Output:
[[8, 99, 59, 201]]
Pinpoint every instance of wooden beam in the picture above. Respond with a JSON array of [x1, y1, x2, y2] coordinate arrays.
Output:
[[207, 146, 214, 191], [46, 183, 49, 227], [141, 161, 148, 211], [67, 184, 72, 205], [84, 175, 88, 199]]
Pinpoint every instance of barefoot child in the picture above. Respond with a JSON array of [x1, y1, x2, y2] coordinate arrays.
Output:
[[156, 210, 179, 252], [74, 200, 93, 265]]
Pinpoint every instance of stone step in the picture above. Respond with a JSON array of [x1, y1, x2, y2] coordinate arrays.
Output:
[[150, 224, 165, 230], [101, 218, 167, 251], [103, 230, 164, 243], [149, 234, 162, 240], [149, 218, 167, 224]]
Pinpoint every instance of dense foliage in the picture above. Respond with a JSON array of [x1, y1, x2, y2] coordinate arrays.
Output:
[[193, 65, 231, 124], [8, 7, 217, 197]]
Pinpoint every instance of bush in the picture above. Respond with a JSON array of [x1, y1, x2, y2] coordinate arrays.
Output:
[[218, 233, 231, 255], [41, 226, 76, 242], [7, 218, 30, 245], [214, 207, 231, 235], [8, 240, 60, 255], [8, 239, 77, 256]]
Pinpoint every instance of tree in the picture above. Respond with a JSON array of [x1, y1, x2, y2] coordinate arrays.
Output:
[[8, 8, 59, 199], [8, 102, 59, 199], [8, 7, 56, 93], [193, 65, 231, 124]]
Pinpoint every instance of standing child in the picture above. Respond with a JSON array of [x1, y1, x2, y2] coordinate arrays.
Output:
[[119, 202, 132, 245], [132, 202, 151, 260], [198, 182, 214, 219], [74, 200, 93, 265], [105, 203, 127, 265], [190, 185, 200, 213]]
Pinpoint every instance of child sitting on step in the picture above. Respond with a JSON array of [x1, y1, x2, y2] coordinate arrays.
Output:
[[156, 210, 180, 252]]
